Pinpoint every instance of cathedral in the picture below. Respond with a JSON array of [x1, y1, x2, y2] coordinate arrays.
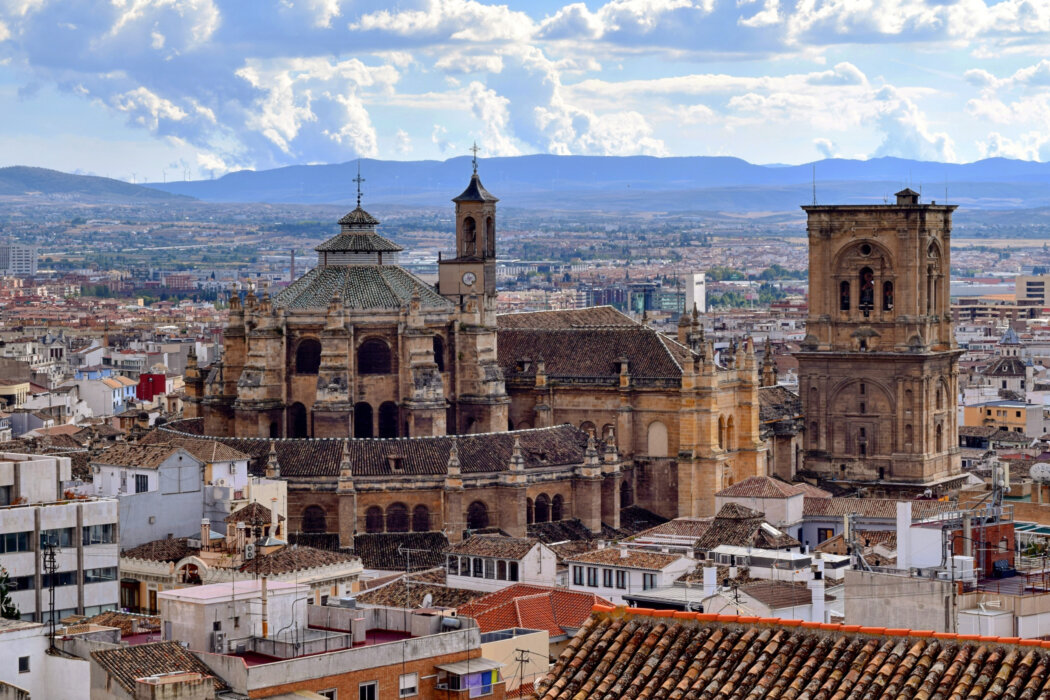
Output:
[[179, 165, 767, 542]]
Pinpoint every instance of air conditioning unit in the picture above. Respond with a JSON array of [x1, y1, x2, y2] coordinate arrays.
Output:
[[216, 479, 227, 487], [244, 543, 256, 560], [212, 632, 226, 653]]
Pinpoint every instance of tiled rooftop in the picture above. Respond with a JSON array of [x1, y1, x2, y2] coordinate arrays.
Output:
[[92, 443, 181, 469], [497, 306, 636, 330], [448, 535, 540, 560], [532, 607, 1050, 700], [272, 265, 452, 311], [717, 475, 829, 499], [693, 503, 799, 552], [803, 496, 957, 520], [238, 546, 357, 575], [91, 641, 228, 695], [457, 584, 612, 637], [567, 547, 684, 571], [225, 501, 283, 524]]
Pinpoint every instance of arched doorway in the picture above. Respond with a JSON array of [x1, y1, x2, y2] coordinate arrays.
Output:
[[290, 402, 308, 438], [354, 402, 373, 438], [647, 420, 668, 457], [302, 505, 326, 533], [467, 501, 489, 530], [378, 402, 398, 438]]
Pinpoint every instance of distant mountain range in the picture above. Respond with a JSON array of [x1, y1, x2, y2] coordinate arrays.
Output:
[[140, 155, 1050, 213], [0, 166, 190, 203], [6, 157, 1050, 213]]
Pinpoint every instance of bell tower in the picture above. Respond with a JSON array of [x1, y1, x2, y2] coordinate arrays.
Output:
[[438, 146, 508, 434], [797, 189, 963, 495]]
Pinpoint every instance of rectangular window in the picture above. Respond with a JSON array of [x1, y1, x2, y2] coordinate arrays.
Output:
[[0, 531, 31, 554], [40, 571, 76, 588], [615, 570, 626, 589], [447, 556, 458, 576], [399, 672, 418, 697], [213, 620, 222, 631], [573, 566, 583, 586], [603, 569, 613, 588], [84, 567, 117, 583], [484, 558, 495, 579], [642, 573, 656, 590], [318, 690, 337, 700], [508, 561, 519, 581], [82, 524, 115, 546], [1016, 411, 1022, 418], [18, 656, 29, 673], [41, 528, 74, 548], [586, 567, 598, 587], [466, 670, 498, 698], [472, 558, 483, 578], [817, 528, 834, 543], [359, 681, 377, 700], [135, 474, 149, 493]]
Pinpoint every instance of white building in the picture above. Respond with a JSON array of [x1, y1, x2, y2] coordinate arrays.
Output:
[[158, 579, 309, 653], [567, 546, 695, 605], [686, 272, 706, 314], [0, 452, 119, 621], [445, 535, 559, 592], [0, 244, 38, 276], [0, 619, 89, 699]]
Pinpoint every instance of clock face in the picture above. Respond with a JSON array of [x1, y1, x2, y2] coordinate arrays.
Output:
[[462, 272, 477, 286]]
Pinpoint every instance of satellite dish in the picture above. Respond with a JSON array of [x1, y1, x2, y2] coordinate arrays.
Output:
[[1031, 463, 1050, 483], [420, 593, 433, 609]]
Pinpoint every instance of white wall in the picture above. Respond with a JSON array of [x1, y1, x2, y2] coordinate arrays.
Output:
[[0, 624, 90, 700], [568, 558, 694, 606]]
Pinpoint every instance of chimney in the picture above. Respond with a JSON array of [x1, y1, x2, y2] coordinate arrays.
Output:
[[702, 566, 717, 598], [200, 519, 210, 552], [261, 575, 269, 639], [236, 521, 246, 552], [808, 561, 826, 623], [270, 497, 279, 537], [963, 514, 973, 558], [619, 547, 629, 559], [896, 501, 912, 571]]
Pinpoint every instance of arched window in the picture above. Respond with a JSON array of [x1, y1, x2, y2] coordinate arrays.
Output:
[[412, 505, 430, 532], [840, 281, 850, 311], [905, 423, 914, 446], [269, 421, 279, 438], [357, 338, 392, 375], [534, 494, 550, 523], [859, 267, 874, 309], [937, 386, 944, 410], [467, 501, 489, 530], [726, 416, 735, 451], [718, 416, 726, 450], [378, 402, 398, 438], [620, 480, 633, 508], [462, 216, 477, 256], [295, 339, 322, 374], [485, 217, 495, 257], [647, 420, 668, 457], [551, 494, 564, 521], [365, 506, 384, 533], [386, 503, 409, 533], [433, 335, 445, 372], [526, 498, 534, 525], [290, 402, 309, 438], [302, 505, 326, 533], [936, 424, 943, 452], [883, 281, 894, 311], [353, 402, 373, 438], [580, 421, 596, 436]]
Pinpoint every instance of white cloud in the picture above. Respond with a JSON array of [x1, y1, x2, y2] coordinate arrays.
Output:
[[871, 86, 955, 162], [0, 20, 11, 41], [466, 81, 521, 156], [435, 51, 504, 74], [350, 0, 534, 43], [813, 137, 835, 158], [976, 131, 1050, 161], [395, 128, 412, 154]]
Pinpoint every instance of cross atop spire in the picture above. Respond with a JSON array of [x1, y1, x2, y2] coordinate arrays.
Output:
[[353, 159, 365, 208], [469, 141, 481, 174]]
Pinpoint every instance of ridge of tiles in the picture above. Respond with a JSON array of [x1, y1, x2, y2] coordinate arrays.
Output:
[[529, 604, 1050, 700]]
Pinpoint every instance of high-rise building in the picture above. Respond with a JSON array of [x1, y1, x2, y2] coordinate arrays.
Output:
[[797, 189, 964, 495], [0, 244, 38, 276], [1014, 274, 1050, 306], [686, 272, 706, 313]]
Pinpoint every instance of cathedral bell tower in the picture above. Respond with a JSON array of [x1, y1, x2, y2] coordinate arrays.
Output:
[[438, 147, 509, 434], [797, 189, 963, 495]]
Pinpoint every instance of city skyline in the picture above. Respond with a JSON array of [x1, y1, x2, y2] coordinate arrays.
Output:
[[0, 0, 1049, 182]]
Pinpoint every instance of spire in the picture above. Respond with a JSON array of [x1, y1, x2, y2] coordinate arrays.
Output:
[[447, 440, 461, 476], [470, 141, 480, 174], [509, 437, 524, 472], [353, 159, 365, 208]]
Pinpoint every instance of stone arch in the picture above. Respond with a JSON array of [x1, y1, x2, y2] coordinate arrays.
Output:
[[357, 338, 392, 375], [534, 493, 551, 523], [718, 416, 727, 450], [580, 421, 596, 437], [353, 402, 373, 438], [433, 335, 445, 372], [647, 420, 668, 457], [378, 401, 398, 438], [833, 240, 895, 275], [516, 421, 532, 430], [412, 505, 430, 532], [386, 502, 409, 533], [726, 416, 736, 451], [294, 338, 322, 374], [467, 501, 489, 530], [485, 216, 495, 257], [462, 216, 477, 256], [620, 480, 634, 508], [365, 506, 384, 533], [858, 266, 875, 309], [290, 402, 309, 438], [552, 494, 564, 521], [301, 505, 326, 533], [526, 497, 534, 525], [830, 378, 895, 414]]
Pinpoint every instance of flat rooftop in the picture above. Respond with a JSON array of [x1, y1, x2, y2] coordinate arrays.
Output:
[[158, 579, 305, 602]]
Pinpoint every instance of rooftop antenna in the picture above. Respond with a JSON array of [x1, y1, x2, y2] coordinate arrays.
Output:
[[353, 160, 365, 208], [470, 141, 481, 174]]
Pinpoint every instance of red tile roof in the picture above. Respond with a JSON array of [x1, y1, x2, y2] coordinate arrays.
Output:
[[448, 535, 542, 560], [457, 584, 613, 636], [717, 475, 829, 499], [567, 547, 684, 571], [533, 607, 1050, 700], [803, 497, 956, 520]]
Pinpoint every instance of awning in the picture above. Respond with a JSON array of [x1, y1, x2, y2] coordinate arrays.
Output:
[[436, 658, 504, 675]]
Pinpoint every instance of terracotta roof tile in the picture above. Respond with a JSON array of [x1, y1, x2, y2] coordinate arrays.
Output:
[[803, 497, 956, 520], [93, 443, 182, 469], [238, 546, 357, 575], [694, 503, 800, 552], [567, 547, 684, 571], [353, 532, 449, 570], [121, 537, 193, 562], [457, 584, 612, 636], [91, 641, 228, 695], [497, 306, 636, 330], [355, 576, 482, 608], [225, 501, 284, 524], [449, 535, 541, 560], [498, 327, 686, 381]]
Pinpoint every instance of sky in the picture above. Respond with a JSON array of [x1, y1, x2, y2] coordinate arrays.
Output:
[[1, 0, 1050, 181]]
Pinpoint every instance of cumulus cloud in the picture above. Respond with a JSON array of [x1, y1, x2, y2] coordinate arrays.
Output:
[[395, 128, 412, 154], [814, 137, 836, 158], [871, 86, 955, 162], [976, 131, 1050, 161]]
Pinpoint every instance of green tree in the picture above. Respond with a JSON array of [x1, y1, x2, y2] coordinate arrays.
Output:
[[0, 566, 20, 620]]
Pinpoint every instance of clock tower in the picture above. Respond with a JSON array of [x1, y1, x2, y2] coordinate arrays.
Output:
[[439, 154, 509, 434]]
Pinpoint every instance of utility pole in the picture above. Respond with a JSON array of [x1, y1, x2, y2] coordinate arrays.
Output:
[[42, 534, 58, 650], [515, 648, 529, 692]]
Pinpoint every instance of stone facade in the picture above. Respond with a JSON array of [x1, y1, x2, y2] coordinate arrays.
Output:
[[797, 188, 963, 493]]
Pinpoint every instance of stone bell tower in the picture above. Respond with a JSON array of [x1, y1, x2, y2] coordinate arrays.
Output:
[[797, 189, 963, 494], [438, 148, 508, 434]]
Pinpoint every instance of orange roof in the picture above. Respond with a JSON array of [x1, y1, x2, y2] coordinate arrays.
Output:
[[457, 584, 612, 637]]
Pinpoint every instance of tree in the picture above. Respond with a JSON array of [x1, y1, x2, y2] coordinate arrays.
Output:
[[0, 566, 20, 620]]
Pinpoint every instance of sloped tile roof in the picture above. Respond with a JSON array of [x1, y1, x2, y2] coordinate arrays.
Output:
[[171, 438, 248, 463], [93, 443, 181, 469], [121, 537, 194, 562], [694, 503, 799, 552], [497, 306, 635, 329], [498, 327, 686, 380], [759, 385, 803, 423], [984, 355, 1027, 377], [272, 264, 451, 311], [152, 420, 591, 478], [337, 206, 381, 227], [355, 577, 482, 608], [633, 518, 713, 540], [717, 475, 804, 499], [82, 610, 161, 636], [803, 497, 956, 520], [452, 173, 499, 203], [225, 501, 283, 524], [449, 535, 541, 560], [353, 532, 449, 570], [567, 548, 683, 571], [457, 584, 613, 636], [740, 580, 812, 609], [91, 641, 227, 695], [238, 545, 356, 575]]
